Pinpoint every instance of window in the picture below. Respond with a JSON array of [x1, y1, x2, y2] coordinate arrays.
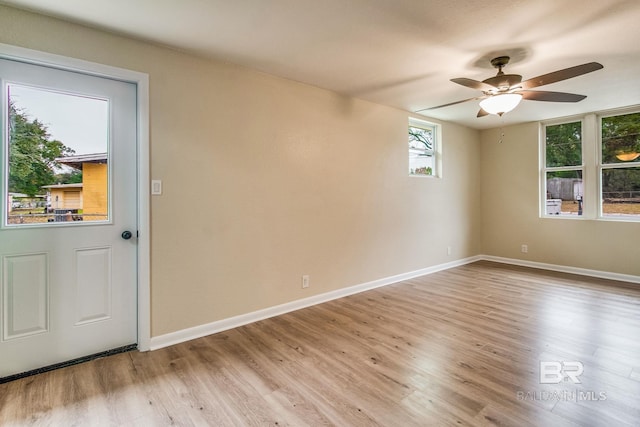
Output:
[[542, 121, 584, 216], [5, 83, 110, 226], [541, 109, 640, 220], [600, 112, 640, 217], [409, 118, 439, 177]]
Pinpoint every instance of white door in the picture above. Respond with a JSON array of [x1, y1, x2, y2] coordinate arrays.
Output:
[[0, 58, 137, 379]]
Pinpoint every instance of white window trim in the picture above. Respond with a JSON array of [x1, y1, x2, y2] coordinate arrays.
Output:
[[539, 116, 586, 219], [540, 107, 640, 222], [408, 117, 442, 178], [597, 108, 640, 222]]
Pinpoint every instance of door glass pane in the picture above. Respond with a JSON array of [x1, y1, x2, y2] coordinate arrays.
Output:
[[6, 84, 109, 226]]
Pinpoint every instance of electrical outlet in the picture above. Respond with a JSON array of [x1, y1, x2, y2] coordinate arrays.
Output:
[[302, 275, 310, 288], [521, 244, 528, 253], [447, 246, 452, 256]]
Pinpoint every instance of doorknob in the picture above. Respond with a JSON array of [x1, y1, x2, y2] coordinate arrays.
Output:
[[121, 230, 133, 240]]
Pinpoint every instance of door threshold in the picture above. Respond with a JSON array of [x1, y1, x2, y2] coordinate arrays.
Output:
[[0, 344, 137, 384]]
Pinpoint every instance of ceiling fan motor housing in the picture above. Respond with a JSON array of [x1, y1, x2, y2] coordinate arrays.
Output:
[[482, 74, 522, 92]]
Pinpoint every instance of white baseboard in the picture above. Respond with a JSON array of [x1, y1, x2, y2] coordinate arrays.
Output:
[[481, 255, 640, 285], [149, 254, 638, 351], [149, 255, 482, 350]]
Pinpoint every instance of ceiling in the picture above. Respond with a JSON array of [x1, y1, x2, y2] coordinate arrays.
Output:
[[2, 0, 640, 129]]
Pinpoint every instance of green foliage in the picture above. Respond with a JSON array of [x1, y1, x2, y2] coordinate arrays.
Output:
[[54, 170, 83, 184], [602, 112, 640, 163], [601, 113, 640, 196], [546, 121, 581, 167], [547, 170, 581, 179], [602, 168, 640, 196], [546, 114, 640, 196], [413, 166, 432, 175], [8, 102, 75, 196]]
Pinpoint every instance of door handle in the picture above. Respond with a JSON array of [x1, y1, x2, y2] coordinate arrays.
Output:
[[121, 230, 133, 240]]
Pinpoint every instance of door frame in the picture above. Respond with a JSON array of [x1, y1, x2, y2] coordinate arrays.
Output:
[[0, 42, 151, 351]]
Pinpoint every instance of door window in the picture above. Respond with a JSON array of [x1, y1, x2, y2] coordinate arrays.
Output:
[[5, 83, 109, 226]]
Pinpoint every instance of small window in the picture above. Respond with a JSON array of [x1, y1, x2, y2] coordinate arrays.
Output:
[[600, 112, 640, 218], [542, 121, 584, 216], [409, 119, 438, 177]]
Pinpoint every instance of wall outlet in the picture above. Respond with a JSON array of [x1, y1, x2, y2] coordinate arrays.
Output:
[[447, 246, 452, 256], [302, 275, 310, 288], [521, 244, 528, 253]]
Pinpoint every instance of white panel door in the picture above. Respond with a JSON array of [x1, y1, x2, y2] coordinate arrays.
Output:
[[0, 58, 137, 378]]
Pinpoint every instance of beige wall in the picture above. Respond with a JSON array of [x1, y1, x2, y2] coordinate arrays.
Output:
[[480, 123, 640, 276], [0, 6, 482, 336]]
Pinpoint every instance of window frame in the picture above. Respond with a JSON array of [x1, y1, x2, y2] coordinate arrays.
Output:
[[597, 109, 640, 220], [408, 117, 441, 178], [540, 107, 640, 222], [540, 117, 586, 219]]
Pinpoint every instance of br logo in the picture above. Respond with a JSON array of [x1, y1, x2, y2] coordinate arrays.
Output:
[[539, 361, 584, 384]]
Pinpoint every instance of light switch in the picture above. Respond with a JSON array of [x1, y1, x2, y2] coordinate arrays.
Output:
[[151, 179, 162, 195]]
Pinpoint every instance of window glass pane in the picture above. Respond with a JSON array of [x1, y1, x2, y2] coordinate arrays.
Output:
[[601, 168, 640, 217], [6, 84, 109, 226], [409, 124, 435, 176], [546, 170, 584, 216], [545, 121, 582, 167], [602, 112, 640, 164]]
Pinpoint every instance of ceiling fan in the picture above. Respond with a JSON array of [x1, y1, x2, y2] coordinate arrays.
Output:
[[417, 56, 603, 117]]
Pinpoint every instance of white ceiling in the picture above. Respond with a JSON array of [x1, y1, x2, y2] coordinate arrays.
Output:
[[3, 0, 640, 129]]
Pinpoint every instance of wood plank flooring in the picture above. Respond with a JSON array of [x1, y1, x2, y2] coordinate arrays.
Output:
[[1, 261, 639, 426]]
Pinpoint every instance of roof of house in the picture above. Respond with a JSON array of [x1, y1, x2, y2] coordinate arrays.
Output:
[[41, 183, 83, 189], [55, 153, 107, 170]]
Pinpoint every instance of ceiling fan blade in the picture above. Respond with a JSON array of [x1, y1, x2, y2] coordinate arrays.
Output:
[[519, 62, 603, 90], [415, 96, 481, 112], [518, 90, 587, 102], [451, 77, 497, 92], [477, 108, 489, 118]]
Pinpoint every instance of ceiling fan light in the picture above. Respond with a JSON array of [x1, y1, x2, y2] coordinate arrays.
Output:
[[615, 151, 640, 162], [479, 93, 523, 116]]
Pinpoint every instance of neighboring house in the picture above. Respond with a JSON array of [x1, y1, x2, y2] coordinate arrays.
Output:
[[40, 183, 83, 211], [42, 153, 108, 219]]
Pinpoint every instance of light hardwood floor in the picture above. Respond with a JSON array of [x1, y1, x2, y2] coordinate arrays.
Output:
[[1, 261, 639, 426]]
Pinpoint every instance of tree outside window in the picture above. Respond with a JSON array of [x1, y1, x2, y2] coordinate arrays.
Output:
[[409, 121, 436, 176]]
